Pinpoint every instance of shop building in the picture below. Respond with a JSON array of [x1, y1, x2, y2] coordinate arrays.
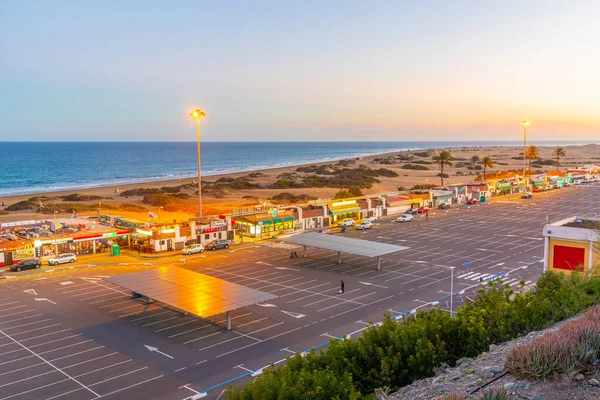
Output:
[[328, 200, 362, 225], [236, 213, 294, 239], [431, 189, 456, 206], [543, 216, 600, 276], [133, 221, 192, 253], [291, 205, 328, 230], [191, 217, 236, 246], [382, 195, 414, 215]]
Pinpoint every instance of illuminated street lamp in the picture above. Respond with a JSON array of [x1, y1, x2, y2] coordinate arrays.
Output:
[[190, 109, 206, 218], [521, 120, 531, 183]]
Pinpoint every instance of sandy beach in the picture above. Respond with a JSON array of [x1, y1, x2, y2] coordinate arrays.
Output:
[[1, 144, 599, 223]]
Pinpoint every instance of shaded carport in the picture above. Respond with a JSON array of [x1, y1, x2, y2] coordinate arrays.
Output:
[[104, 266, 277, 330], [283, 231, 409, 270]]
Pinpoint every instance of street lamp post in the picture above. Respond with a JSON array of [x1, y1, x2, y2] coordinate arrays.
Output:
[[450, 266, 455, 316], [190, 109, 206, 218], [521, 120, 531, 187]]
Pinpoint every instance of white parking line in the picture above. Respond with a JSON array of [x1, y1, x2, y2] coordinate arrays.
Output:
[[2, 318, 53, 331], [141, 316, 180, 327], [48, 345, 105, 362], [95, 374, 164, 398], [73, 359, 133, 378], [0, 361, 45, 377], [38, 339, 94, 355], [30, 334, 82, 348], [88, 366, 148, 387], [20, 328, 72, 342], [0, 309, 34, 319], [0, 305, 27, 313], [0, 328, 100, 397], [0, 378, 71, 400], [154, 319, 196, 333], [62, 352, 119, 369], [129, 310, 172, 322], [0, 369, 58, 389]]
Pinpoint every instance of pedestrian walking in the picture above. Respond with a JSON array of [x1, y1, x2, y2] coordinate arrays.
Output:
[[339, 280, 345, 294]]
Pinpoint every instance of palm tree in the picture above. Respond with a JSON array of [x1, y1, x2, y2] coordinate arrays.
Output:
[[524, 145, 540, 172], [552, 147, 566, 171], [432, 150, 454, 187], [481, 156, 494, 182]]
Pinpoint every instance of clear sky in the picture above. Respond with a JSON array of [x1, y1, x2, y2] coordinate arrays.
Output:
[[1, 0, 599, 142]]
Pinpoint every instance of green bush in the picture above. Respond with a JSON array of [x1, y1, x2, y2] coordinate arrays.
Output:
[[402, 164, 430, 170], [228, 271, 600, 399], [481, 387, 509, 400]]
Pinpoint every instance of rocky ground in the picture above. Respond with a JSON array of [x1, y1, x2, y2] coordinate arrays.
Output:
[[390, 318, 600, 400]]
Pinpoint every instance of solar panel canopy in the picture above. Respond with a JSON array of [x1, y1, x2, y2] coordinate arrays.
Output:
[[284, 231, 409, 257], [104, 266, 278, 318]]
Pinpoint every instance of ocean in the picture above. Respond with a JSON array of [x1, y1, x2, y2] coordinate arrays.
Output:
[[0, 141, 596, 197]]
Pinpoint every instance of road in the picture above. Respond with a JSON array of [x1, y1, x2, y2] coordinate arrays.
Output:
[[0, 184, 598, 400]]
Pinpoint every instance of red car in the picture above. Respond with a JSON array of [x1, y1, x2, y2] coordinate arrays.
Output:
[[533, 187, 544, 193], [467, 199, 478, 205], [417, 206, 430, 213], [319, 229, 333, 235]]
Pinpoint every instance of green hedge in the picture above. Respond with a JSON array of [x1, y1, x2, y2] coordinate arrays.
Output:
[[227, 271, 600, 399]]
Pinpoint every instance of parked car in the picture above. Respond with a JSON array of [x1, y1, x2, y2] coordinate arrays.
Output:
[[552, 184, 561, 189], [521, 192, 533, 199], [318, 229, 333, 235], [396, 214, 413, 223], [340, 218, 356, 227], [48, 253, 76, 266], [11, 259, 42, 272], [563, 182, 572, 187], [405, 208, 418, 215], [206, 240, 229, 251], [363, 216, 378, 223], [356, 221, 373, 230], [438, 203, 451, 209], [533, 187, 544, 193], [181, 244, 204, 255], [467, 199, 478, 205], [417, 206, 430, 213]]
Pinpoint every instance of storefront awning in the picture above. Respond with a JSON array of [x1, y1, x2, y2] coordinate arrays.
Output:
[[329, 207, 361, 215]]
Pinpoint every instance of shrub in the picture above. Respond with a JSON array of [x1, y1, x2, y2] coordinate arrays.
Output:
[[505, 303, 600, 380], [141, 193, 187, 210], [481, 387, 509, 400], [474, 165, 483, 170], [60, 194, 104, 201], [334, 190, 354, 199], [397, 186, 406, 191], [435, 393, 467, 400], [270, 193, 317, 203], [413, 151, 432, 157], [6, 200, 38, 211], [402, 164, 430, 170], [229, 271, 600, 398], [436, 173, 450, 178]]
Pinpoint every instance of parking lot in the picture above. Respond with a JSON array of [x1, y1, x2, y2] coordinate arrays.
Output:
[[0, 184, 598, 399]]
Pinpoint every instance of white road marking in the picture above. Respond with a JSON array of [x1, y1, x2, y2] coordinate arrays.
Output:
[[144, 344, 174, 359], [0, 328, 100, 397]]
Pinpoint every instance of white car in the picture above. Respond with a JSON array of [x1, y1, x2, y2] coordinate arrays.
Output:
[[48, 253, 76, 266], [356, 221, 373, 230], [363, 216, 378, 223], [340, 218, 356, 227], [396, 214, 413, 223], [181, 244, 204, 255]]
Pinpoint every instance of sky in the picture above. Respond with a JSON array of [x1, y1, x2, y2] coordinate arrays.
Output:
[[1, 0, 599, 142]]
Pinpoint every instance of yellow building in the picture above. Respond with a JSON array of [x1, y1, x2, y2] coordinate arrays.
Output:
[[543, 216, 600, 275]]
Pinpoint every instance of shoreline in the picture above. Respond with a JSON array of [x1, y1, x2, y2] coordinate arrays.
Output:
[[1, 141, 598, 198], [1, 143, 599, 221]]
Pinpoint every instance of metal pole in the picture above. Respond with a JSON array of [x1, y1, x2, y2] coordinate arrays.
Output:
[[338, 251, 342, 264], [522, 125, 527, 184], [377, 256, 381, 271], [226, 311, 231, 330], [196, 119, 202, 218], [450, 267, 455, 316], [303, 245, 306, 258]]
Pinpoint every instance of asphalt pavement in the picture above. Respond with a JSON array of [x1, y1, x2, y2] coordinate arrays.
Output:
[[0, 184, 599, 399]]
